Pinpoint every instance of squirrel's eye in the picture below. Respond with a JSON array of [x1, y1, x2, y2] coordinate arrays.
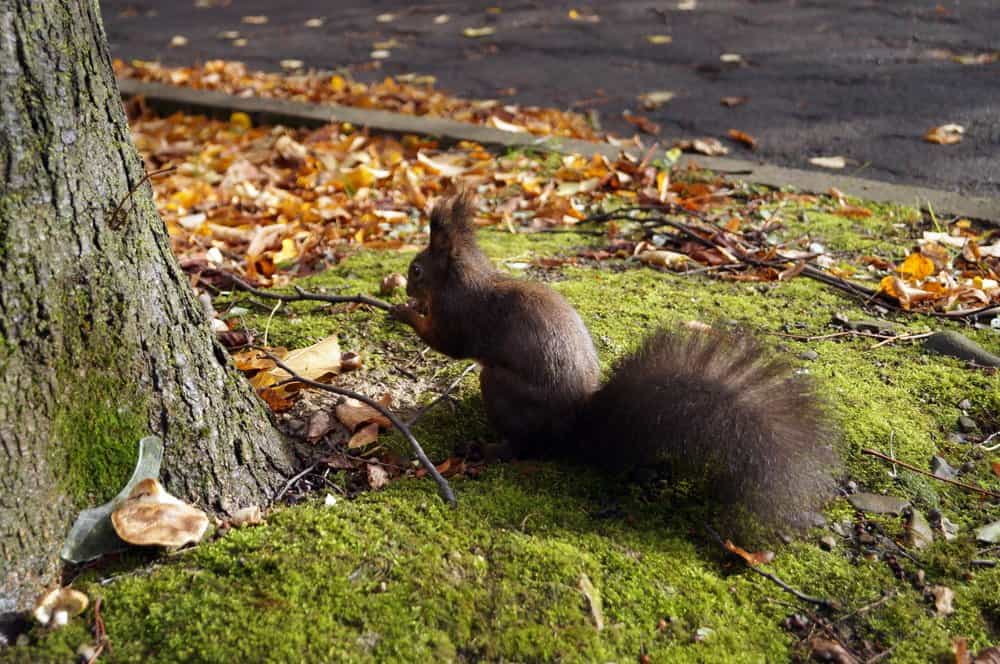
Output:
[[411, 263, 423, 278]]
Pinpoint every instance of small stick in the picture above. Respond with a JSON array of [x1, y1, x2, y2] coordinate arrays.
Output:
[[861, 448, 1000, 499], [261, 352, 457, 507], [406, 363, 478, 426], [206, 269, 392, 311], [868, 331, 934, 349], [274, 462, 319, 503], [109, 166, 176, 229], [704, 525, 837, 610]]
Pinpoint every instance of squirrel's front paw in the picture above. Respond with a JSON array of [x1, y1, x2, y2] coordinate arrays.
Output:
[[390, 303, 417, 325]]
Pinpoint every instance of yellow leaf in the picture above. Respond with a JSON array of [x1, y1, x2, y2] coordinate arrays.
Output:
[[646, 35, 673, 44], [898, 253, 935, 280], [463, 26, 496, 38], [230, 112, 252, 129], [273, 238, 298, 267]]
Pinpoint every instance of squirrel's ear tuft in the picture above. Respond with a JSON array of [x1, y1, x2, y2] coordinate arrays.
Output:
[[447, 188, 477, 235], [428, 188, 477, 254]]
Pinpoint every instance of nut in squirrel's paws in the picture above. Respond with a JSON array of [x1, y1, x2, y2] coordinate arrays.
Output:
[[390, 300, 425, 324]]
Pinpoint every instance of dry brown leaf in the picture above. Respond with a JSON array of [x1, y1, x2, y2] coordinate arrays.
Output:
[[720, 96, 748, 107], [622, 111, 661, 136], [336, 396, 392, 431], [305, 410, 337, 443], [348, 422, 380, 449]]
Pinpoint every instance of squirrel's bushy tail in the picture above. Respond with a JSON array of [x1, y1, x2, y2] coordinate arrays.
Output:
[[574, 327, 839, 531]]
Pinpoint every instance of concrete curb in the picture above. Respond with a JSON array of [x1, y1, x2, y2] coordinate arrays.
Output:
[[119, 79, 999, 223]]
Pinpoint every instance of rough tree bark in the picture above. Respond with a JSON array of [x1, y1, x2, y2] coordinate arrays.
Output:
[[0, 1, 295, 611]]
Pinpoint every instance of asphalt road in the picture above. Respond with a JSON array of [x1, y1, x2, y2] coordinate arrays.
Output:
[[101, 0, 1000, 197]]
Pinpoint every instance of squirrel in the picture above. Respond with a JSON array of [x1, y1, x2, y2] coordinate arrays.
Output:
[[391, 191, 839, 533]]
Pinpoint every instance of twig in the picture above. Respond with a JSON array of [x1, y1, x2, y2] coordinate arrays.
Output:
[[861, 448, 1000, 499], [109, 166, 176, 229], [868, 331, 934, 349], [274, 462, 319, 502], [833, 590, 898, 625], [85, 597, 110, 664], [406, 363, 478, 426], [207, 269, 392, 311], [979, 430, 1000, 452], [584, 208, 996, 322], [704, 525, 837, 610], [260, 351, 456, 507]]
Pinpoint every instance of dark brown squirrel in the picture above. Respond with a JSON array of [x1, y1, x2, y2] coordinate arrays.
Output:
[[391, 191, 839, 531]]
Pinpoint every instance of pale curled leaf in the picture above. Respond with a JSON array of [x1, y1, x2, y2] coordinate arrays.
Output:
[[336, 396, 393, 431]]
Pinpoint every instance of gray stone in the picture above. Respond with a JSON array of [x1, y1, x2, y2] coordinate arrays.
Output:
[[976, 520, 1000, 544], [848, 492, 910, 515], [906, 510, 934, 550], [931, 456, 958, 480], [958, 416, 980, 434]]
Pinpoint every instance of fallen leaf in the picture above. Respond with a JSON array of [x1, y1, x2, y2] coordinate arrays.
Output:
[[622, 111, 661, 135], [304, 17, 324, 28], [375, 12, 396, 23], [463, 26, 496, 38], [723, 539, 775, 566], [568, 9, 600, 22], [367, 463, 390, 490], [929, 585, 955, 615], [578, 574, 604, 631], [646, 34, 673, 44], [336, 396, 392, 431], [897, 252, 936, 280], [348, 422, 380, 449], [280, 59, 305, 70], [417, 151, 468, 176], [690, 138, 729, 156], [305, 410, 336, 443], [253, 335, 341, 391], [992, 461, 1000, 479], [727, 128, 757, 149], [638, 90, 676, 110], [720, 96, 748, 107], [487, 116, 528, 133], [169, 35, 188, 47], [720, 53, 743, 63], [810, 156, 846, 169], [924, 124, 965, 144], [241, 15, 268, 24]]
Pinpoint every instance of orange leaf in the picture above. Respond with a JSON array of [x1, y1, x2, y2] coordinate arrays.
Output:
[[897, 253, 936, 280], [722, 539, 775, 566], [727, 129, 757, 149]]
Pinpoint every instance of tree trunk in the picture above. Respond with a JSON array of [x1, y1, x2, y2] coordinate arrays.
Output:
[[0, 0, 295, 611]]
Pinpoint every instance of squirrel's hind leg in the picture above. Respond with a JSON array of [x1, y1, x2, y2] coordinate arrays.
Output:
[[479, 366, 575, 458]]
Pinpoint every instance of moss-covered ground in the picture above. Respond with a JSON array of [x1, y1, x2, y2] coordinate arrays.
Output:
[[11, 193, 999, 663]]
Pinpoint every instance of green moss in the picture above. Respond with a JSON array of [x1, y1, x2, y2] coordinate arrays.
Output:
[[15, 195, 1000, 662], [51, 372, 148, 506]]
